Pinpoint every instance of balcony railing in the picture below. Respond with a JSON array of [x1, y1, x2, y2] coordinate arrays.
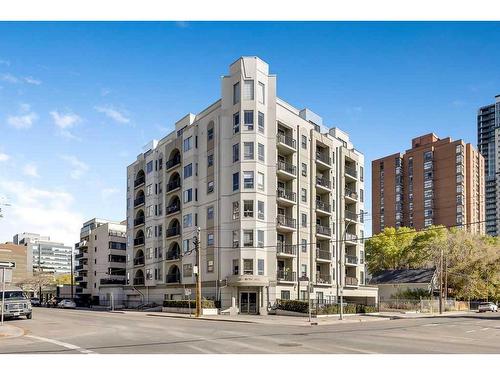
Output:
[[166, 274, 181, 284], [133, 277, 145, 285], [345, 166, 357, 178], [277, 188, 296, 202], [166, 250, 181, 261], [277, 134, 296, 149], [277, 160, 297, 176], [134, 217, 145, 226], [277, 270, 296, 282], [134, 176, 145, 187], [345, 210, 358, 221], [316, 249, 332, 260], [345, 255, 358, 264], [133, 256, 144, 266], [316, 176, 331, 189], [75, 276, 84, 282], [316, 274, 332, 284], [134, 237, 145, 246], [316, 225, 331, 237], [75, 264, 84, 271], [276, 242, 297, 256], [166, 156, 181, 170], [134, 196, 145, 207], [277, 214, 296, 229], [345, 233, 358, 242], [316, 200, 331, 212], [345, 188, 358, 200], [166, 227, 181, 238], [316, 152, 331, 166], [345, 276, 358, 286], [166, 204, 180, 215], [167, 179, 181, 192], [100, 278, 126, 285]]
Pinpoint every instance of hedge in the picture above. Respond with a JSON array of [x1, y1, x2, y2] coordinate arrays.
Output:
[[275, 299, 309, 313], [163, 299, 216, 308], [276, 300, 378, 315]]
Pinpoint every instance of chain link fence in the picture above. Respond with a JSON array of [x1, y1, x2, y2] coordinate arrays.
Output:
[[378, 298, 470, 313]]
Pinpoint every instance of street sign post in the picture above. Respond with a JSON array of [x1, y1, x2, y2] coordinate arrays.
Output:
[[0, 261, 15, 268], [0, 261, 15, 326], [299, 276, 312, 323]]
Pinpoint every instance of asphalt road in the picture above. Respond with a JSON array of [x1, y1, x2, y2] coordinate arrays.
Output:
[[1, 308, 499, 354]]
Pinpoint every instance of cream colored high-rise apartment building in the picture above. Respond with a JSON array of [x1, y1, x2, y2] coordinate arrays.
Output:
[[125, 57, 377, 314]]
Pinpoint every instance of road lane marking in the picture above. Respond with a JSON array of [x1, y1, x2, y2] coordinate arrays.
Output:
[[480, 328, 489, 331], [423, 323, 439, 327], [466, 330, 476, 333], [26, 335, 95, 354]]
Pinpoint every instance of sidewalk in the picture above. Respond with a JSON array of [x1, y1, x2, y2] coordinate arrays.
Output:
[[376, 310, 474, 320], [0, 324, 24, 339]]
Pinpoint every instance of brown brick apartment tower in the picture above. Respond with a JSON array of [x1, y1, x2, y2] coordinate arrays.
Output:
[[372, 133, 485, 235]]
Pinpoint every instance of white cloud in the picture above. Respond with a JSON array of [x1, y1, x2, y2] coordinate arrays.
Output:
[[50, 110, 82, 129], [100, 88, 112, 97], [1, 73, 19, 83], [0, 153, 10, 162], [22, 163, 40, 178], [7, 112, 38, 129], [0, 60, 10, 66], [59, 154, 89, 180], [95, 105, 130, 124], [0, 180, 82, 247], [101, 187, 119, 200], [23, 76, 42, 85]]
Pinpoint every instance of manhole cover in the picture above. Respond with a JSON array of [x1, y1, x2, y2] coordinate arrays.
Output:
[[278, 342, 302, 347]]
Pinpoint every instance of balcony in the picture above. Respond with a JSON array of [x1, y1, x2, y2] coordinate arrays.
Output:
[[78, 240, 88, 248], [167, 179, 181, 193], [166, 227, 181, 238], [166, 204, 180, 216], [133, 256, 145, 266], [315, 200, 331, 214], [134, 196, 145, 207], [166, 156, 181, 171], [277, 214, 296, 231], [315, 152, 331, 170], [133, 277, 145, 286], [316, 224, 331, 238], [277, 160, 297, 179], [277, 188, 296, 206], [166, 274, 181, 284], [75, 276, 84, 282], [316, 274, 332, 285], [134, 217, 145, 226], [345, 276, 358, 286], [134, 176, 145, 188], [166, 251, 181, 261], [316, 176, 331, 192], [345, 233, 358, 244], [345, 187, 358, 202], [316, 249, 332, 262], [75, 264, 84, 271], [345, 166, 357, 180], [345, 210, 358, 222], [100, 278, 126, 285], [276, 134, 296, 153], [276, 242, 297, 257], [345, 255, 358, 265], [134, 237, 144, 247], [75, 253, 85, 259], [277, 270, 296, 283]]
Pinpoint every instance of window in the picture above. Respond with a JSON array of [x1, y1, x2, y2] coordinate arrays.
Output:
[[207, 233, 214, 246], [258, 143, 265, 161], [146, 268, 152, 280], [243, 200, 254, 217], [207, 206, 214, 220], [146, 184, 153, 196], [183, 264, 193, 277], [232, 259, 239, 275], [301, 213, 307, 227], [207, 259, 214, 273], [258, 259, 264, 275], [207, 180, 214, 194], [257, 172, 265, 190], [207, 154, 214, 167], [232, 230, 239, 248], [243, 259, 253, 275], [146, 161, 153, 174], [257, 230, 264, 248], [360, 189, 364, 202], [258, 112, 265, 133], [301, 264, 307, 278], [183, 239, 190, 253], [232, 201, 240, 219], [243, 230, 253, 247], [158, 181, 162, 194], [301, 239, 307, 252], [232, 172, 239, 191], [232, 143, 239, 162], [233, 112, 240, 133], [243, 171, 254, 188], [184, 164, 192, 179], [233, 82, 240, 104], [183, 136, 192, 152], [257, 201, 265, 220], [301, 135, 307, 149], [258, 82, 265, 104], [207, 127, 214, 141], [146, 205, 154, 217], [243, 80, 254, 100], [183, 188, 192, 203], [301, 163, 307, 177], [244, 142, 254, 160], [244, 110, 254, 130], [301, 188, 307, 202], [281, 290, 290, 300], [146, 226, 153, 238], [146, 248, 153, 259], [183, 213, 192, 228]]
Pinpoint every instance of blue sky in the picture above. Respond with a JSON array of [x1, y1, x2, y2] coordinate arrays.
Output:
[[0, 21, 499, 245]]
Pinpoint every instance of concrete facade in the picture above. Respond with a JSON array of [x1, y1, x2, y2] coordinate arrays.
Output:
[[125, 57, 377, 313], [372, 133, 485, 235], [0, 242, 32, 284]]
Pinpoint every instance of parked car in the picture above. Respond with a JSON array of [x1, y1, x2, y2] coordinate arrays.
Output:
[[30, 297, 41, 306], [478, 302, 498, 313], [0, 286, 32, 319], [57, 299, 76, 309]]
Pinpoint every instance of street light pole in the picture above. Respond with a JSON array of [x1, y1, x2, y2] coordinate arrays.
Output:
[[194, 227, 201, 318]]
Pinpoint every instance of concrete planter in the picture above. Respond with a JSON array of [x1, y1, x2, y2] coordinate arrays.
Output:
[[275, 309, 309, 317]]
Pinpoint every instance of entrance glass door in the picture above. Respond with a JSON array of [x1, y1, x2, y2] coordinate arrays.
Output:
[[240, 292, 258, 314]]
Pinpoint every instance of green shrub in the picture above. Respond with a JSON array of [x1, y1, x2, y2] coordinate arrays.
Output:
[[275, 299, 309, 313], [163, 299, 215, 309]]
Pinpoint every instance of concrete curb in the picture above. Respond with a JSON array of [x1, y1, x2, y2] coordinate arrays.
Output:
[[381, 311, 473, 320], [146, 313, 256, 324], [0, 324, 25, 339]]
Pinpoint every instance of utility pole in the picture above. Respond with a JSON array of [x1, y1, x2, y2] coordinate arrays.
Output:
[[70, 247, 74, 300], [439, 246, 443, 315], [194, 227, 201, 318]]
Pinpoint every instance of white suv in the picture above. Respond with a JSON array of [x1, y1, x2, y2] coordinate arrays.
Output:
[[478, 302, 498, 313]]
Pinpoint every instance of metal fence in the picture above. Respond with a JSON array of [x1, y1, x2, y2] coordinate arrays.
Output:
[[378, 298, 470, 313]]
